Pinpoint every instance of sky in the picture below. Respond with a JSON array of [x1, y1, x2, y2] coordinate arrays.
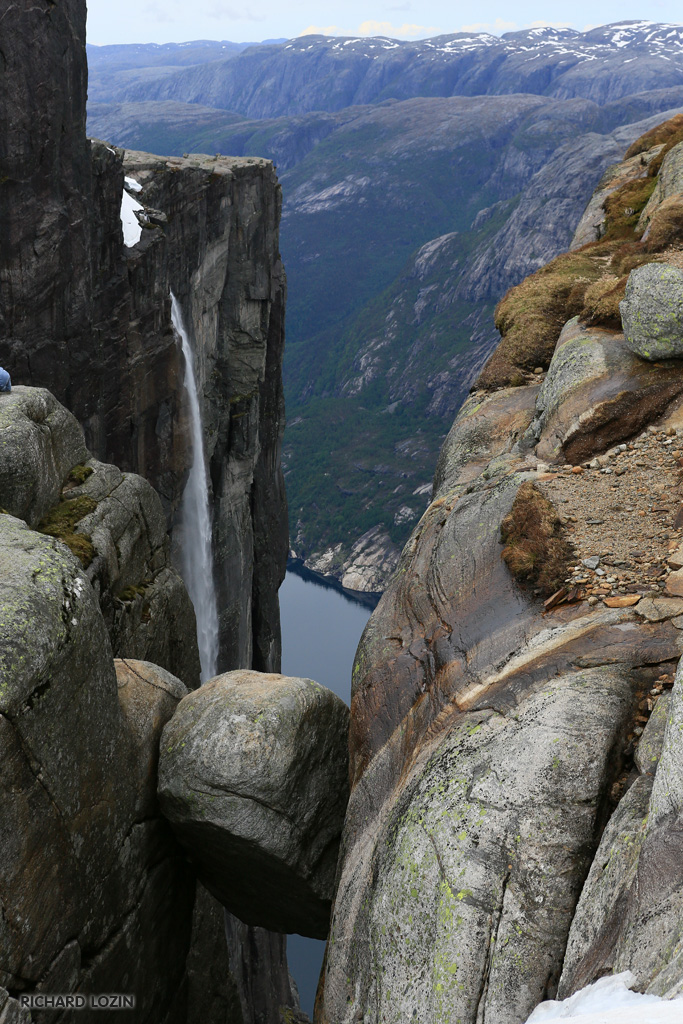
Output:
[[86, 0, 682, 46]]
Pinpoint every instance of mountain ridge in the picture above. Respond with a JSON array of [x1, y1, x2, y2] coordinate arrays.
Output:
[[117, 21, 683, 118]]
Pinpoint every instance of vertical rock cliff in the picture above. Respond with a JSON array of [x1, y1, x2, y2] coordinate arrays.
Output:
[[0, 2, 291, 1022], [118, 148, 287, 671], [0, 3, 288, 677]]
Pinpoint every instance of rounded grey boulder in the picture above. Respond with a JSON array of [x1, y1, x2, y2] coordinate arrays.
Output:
[[158, 670, 350, 939], [0, 386, 88, 524], [620, 263, 683, 361]]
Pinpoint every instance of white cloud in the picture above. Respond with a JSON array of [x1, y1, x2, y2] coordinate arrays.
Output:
[[299, 24, 341, 35], [143, 0, 265, 23], [357, 20, 441, 37], [460, 17, 518, 34], [143, 1, 176, 23], [527, 19, 574, 28], [206, 3, 266, 21]]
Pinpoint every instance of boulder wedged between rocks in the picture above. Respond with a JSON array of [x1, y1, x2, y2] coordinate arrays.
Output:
[[158, 669, 350, 939]]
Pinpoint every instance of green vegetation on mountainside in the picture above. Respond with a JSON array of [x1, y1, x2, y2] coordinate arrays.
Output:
[[88, 94, 683, 582], [478, 113, 683, 391]]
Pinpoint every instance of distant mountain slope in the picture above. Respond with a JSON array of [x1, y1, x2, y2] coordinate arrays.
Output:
[[119, 22, 683, 118], [88, 85, 683, 589], [86, 38, 285, 103]]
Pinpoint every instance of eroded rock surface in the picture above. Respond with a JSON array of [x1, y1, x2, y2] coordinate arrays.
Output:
[[0, 388, 200, 689], [326, 670, 634, 1024], [559, 657, 683, 1000], [0, 515, 194, 1022], [529, 317, 683, 464], [0, 989, 31, 1023], [72, 458, 201, 688], [159, 670, 350, 938]]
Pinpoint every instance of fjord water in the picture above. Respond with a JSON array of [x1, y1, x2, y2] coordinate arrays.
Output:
[[280, 568, 375, 1017], [171, 293, 220, 682]]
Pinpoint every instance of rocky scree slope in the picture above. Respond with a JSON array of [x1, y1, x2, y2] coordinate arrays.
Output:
[[89, 86, 683, 593], [319, 114, 683, 1023]]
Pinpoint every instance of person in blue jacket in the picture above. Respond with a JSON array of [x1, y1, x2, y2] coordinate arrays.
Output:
[[0, 367, 11, 392]]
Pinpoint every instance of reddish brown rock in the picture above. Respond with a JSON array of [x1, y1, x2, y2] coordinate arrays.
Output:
[[534, 319, 683, 467], [666, 569, 683, 596]]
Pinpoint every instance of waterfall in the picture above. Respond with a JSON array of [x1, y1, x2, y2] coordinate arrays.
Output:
[[171, 292, 220, 683]]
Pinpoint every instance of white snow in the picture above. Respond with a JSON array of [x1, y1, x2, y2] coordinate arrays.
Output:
[[120, 188, 144, 247], [526, 973, 683, 1023], [124, 175, 142, 193], [281, 20, 683, 64]]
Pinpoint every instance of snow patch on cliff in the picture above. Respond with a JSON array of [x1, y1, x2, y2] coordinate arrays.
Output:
[[120, 188, 143, 247], [526, 972, 683, 1023]]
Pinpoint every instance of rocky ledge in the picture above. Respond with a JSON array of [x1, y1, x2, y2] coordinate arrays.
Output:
[[319, 115, 683, 1023]]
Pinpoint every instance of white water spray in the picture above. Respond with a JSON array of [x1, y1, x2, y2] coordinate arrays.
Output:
[[171, 292, 220, 682]]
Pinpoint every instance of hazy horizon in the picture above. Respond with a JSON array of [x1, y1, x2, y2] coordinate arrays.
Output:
[[85, 3, 682, 46]]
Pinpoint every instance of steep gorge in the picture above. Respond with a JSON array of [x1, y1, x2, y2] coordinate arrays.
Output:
[[0, 1, 292, 1021], [86, 29, 683, 593]]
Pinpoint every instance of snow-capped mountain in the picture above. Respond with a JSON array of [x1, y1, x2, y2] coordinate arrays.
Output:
[[114, 21, 683, 118]]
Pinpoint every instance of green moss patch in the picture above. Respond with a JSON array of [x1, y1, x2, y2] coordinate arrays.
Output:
[[66, 463, 94, 487], [500, 482, 573, 597], [116, 581, 152, 603], [37, 496, 97, 567]]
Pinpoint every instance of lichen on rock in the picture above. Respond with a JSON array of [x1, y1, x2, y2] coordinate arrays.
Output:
[[620, 263, 683, 361]]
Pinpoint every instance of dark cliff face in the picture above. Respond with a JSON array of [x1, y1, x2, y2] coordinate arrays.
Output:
[[0, 22, 288, 677], [0, 2, 291, 1022], [118, 149, 288, 672], [0, 0, 92, 405]]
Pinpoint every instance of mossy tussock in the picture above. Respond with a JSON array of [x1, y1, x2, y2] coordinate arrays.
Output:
[[116, 581, 152, 603], [65, 463, 94, 487], [477, 114, 683, 391], [601, 176, 657, 241], [500, 482, 573, 596], [624, 111, 683, 169], [37, 495, 97, 567]]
